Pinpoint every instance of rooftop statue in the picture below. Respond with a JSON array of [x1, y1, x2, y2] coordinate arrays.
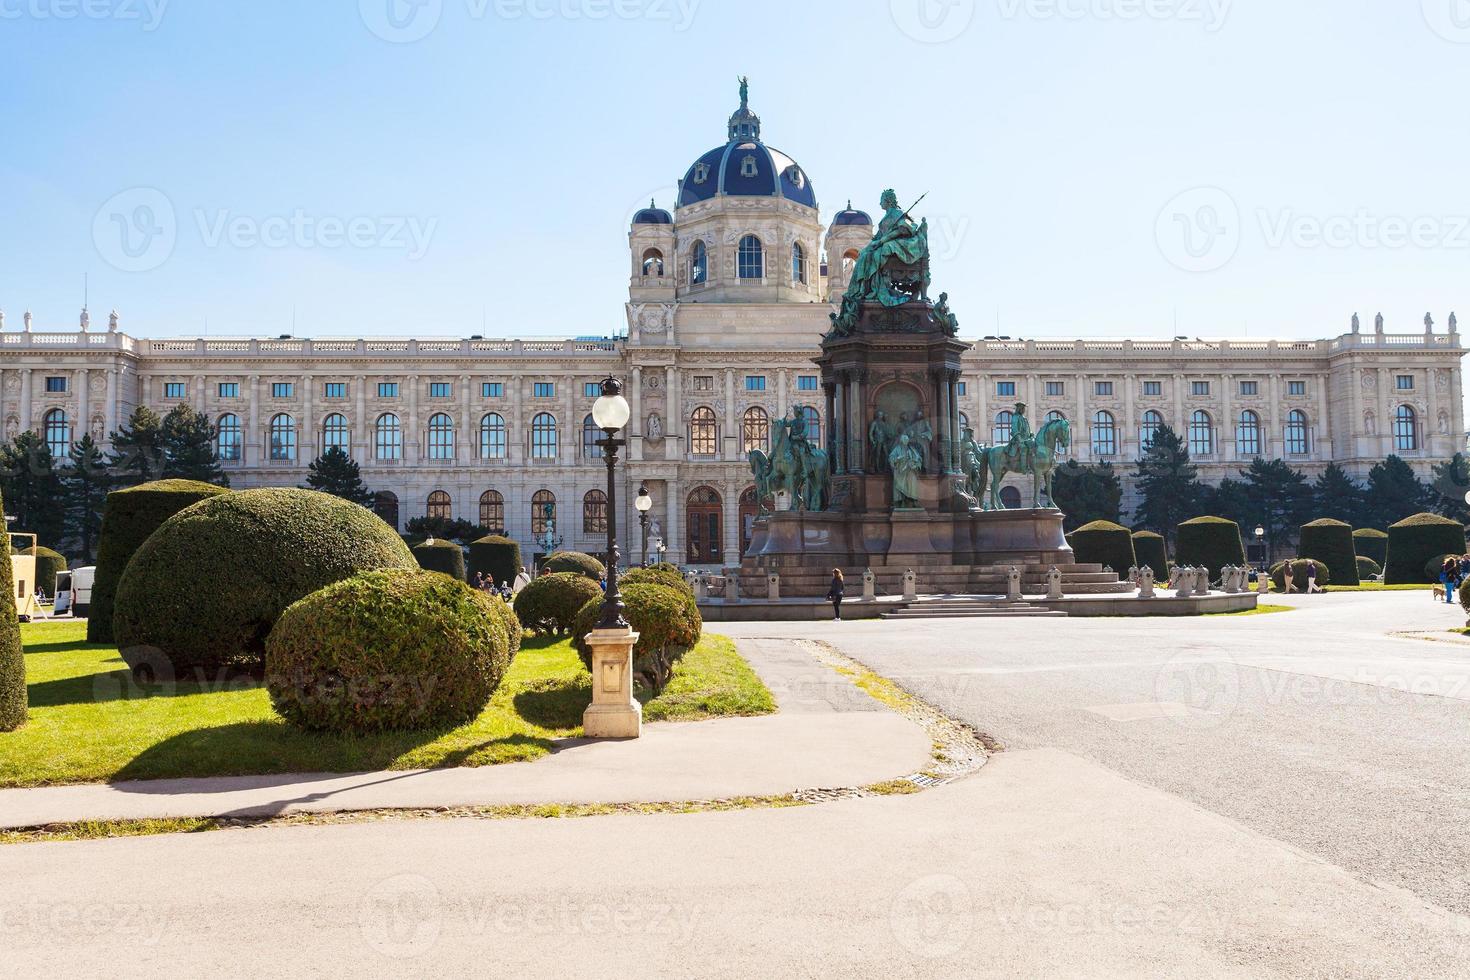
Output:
[[829, 189, 931, 336]]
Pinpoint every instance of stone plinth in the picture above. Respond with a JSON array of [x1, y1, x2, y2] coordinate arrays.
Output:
[[582, 627, 642, 739]]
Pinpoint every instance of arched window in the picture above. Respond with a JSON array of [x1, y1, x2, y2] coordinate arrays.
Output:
[[690, 240, 708, 285], [1091, 411, 1117, 457], [796, 404, 821, 446], [690, 406, 717, 456], [373, 491, 399, 530], [480, 413, 507, 460], [269, 413, 296, 462], [583, 489, 608, 534], [217, 413, 241, 462], [792, 242, 807, 284], [738, 235, 764, 279], [1140, 410, 1164, 449], [531, 413, 558, 460], [427, 490, 452, 520], [322, 413, 349, 455], [43, 409, 70, 458], [1285, 410, 1310, 456], [375, 413, 402, 460], [427, 413, 454, 460], [479, 490, 504, 531], [1236, 410, 1262, 457], [641, 247, 664, 277], [993, 411, 1014, 445], [1188, 410, 1214, 456], [581, 414, 600, 459], [1394, 405, 1418, 452], [842, 249, 859, 278], [532, 489, 556, 534], [742, 406, 770, 453]]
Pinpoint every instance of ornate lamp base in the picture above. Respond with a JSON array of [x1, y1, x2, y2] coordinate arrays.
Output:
[[582, 626, 642, 739]]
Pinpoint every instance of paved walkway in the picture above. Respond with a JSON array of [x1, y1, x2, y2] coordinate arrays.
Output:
[[0, 640, 933, 829]]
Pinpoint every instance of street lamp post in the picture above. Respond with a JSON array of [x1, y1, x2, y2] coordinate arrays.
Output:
[[1254, 525, 1266, 572], [635, 483, 653, 568]]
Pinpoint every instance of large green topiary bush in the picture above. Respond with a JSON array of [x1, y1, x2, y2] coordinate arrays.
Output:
[[0, 491, 25, 732], [1385, 512, 1468, 584], [1352, 528, 1389, 566], [512, 572, 602, 635], [28, 546, 68, 598], [1356, 556, 1382, 580], [484, 594, 522, 658], [1298, 518, 1358, 586], [469, 534, 522, 586], [1130, 531, 1169, 581], [1174, 516, 1247, 580], [1069, 521, 1136, 575], [113, 488, 417, 675], [88, 479, 231, 643], [543, 551, 605, 582], [1270, 559, 1330, 591], [571, 582, 703, 694], [265, 569, 511, 733], [622, 565, 693, 594], [411, 539, 466, 581]]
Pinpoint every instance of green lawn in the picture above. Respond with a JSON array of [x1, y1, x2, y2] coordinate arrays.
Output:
[[1205, 604, 1294, 617], [0, 621, 774, 788]]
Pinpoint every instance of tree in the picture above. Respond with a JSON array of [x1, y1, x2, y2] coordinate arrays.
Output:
[[1132, 425, 1204, 546], [303, 447, 373, 506], [63, 433, 112, 562], [0, 432, 66, 546], [404, 516, 486, 544], [1313, 463, 1366, 527], [1240, 458, 1313, 561], [1050, 461, 1122, 532], [1364, 455, 1433, 530], [161, 404, 228, 486], [1428, 453, 1470, 524], [1202, 476, 1252, 528], [108, 405, 165, 486]]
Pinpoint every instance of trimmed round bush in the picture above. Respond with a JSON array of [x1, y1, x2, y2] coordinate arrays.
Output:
[[1174, 516, 1247, 580], [1131, 531, 1169, 581], [88, 479, 231, 643], [484, 594, 522, 658], [512, 572, 601, 635], [1270, 559, 1330, 591], [1298, 518, 1358, 587], [0, 491, 25, 732], [621, 565, 693, 594], [113, 488, 417, 675], [1352, 528, 1388, 566], [572, 582, 703, 694], [30, 546, 68, 598], [1385, 513, 1468, 585], [266, 570, 511, 733], [411, 539, 466, 581], [1069, 521, 1136, 576], [543, 551, 605, 582], [1458, 577, 1470, 612], [469, 535, 522, 587], [1356, 556, 1382, 580]]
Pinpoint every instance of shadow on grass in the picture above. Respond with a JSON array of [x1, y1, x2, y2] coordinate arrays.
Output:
[[22, 639, 118, 655], [28, 670, 261, 709], [511, 678, 592, 729]]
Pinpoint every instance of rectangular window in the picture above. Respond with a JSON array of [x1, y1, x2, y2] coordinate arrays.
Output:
[[1191, 381, 1210, 396], [482, 382, 503, 398], [1045, 381, 1065, 397], [164, 382, 187, 399], [578, 382, 598, 398], [692, 376, 714, 392], [272, 382, 294, 398], [218, 382, 239, 398], [797, 375, 819, 392], [1396, 375, 1415, 391], [997, 381, 1016, 397], [1239, 381, 1258, 396], [744, 376, 767, 392], [429, 382, 451, 398], [323, 382, 346, 399], [1142, 381, 1162, 396], [533, 382, 556, 398], [1094, 381, 1113, 397], [956, 382, 967, 397], [378, 382, 399, 398], [1287, 381, 1306, 396], [45, 377, 67, 394]]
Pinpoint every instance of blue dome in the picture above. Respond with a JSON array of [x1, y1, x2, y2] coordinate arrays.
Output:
[[633, 201, 672, 225], [832, 202, 872, 226], [675, 80, 817, 211]]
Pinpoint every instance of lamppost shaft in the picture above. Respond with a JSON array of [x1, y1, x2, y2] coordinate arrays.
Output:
[[598, 431, 627, 629]]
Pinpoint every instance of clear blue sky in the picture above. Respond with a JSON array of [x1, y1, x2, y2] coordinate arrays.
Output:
[[3, 0, 1467, 341]]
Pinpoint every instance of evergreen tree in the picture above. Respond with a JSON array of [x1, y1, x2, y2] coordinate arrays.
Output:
[[161, 404, 228, 485], [1050, 460, 1123, 532], [108, 405, 165, 486], [1364, 455, 1433, 530], [1202, 476, 1252, 529], [1428, 452, 1470, 523], [303, 447, 373, 506], [1240, 458, 1313, 560], [1132, 424, 1204, 546], [0, 432, 66, 546], [1312, 462, 1367, 527], [63, 434, 112, 562]]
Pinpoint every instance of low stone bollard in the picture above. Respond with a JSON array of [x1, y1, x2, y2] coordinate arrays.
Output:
[[1006, 566, 1023, 602], [725, 570, 741, 602], [1046, 566, 1064, 600], [862, 567, 876, 601], [693, 573, 708, 601], [1196, 566, 1211, 597], [1256, 571, 1270, 595], [1139, 566, 1156, 599], [903, 568, 918, 601], [766, 572, 780, 601], [1176, 567, 1195, 598], [1128, 566, 1140, 587]]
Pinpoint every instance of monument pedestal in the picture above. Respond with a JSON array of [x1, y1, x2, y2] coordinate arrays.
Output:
[[582, 627, 642, 739]]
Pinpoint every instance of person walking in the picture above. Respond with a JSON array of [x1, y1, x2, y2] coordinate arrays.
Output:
[[512, 566, 532, 595], [827, 568, 845, 621], [1444, 557, 1460, 604], [1306, 561, 1322, 594]]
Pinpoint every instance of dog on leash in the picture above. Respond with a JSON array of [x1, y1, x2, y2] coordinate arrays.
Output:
[[1433, 584, 1447, 601]]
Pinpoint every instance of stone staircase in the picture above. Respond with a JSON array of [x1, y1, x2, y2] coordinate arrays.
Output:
[[881, 596, 1069, 620]]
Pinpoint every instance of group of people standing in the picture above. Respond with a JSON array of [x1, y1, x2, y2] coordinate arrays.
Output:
[[471, 566, 534, 601], [1439, 555, 1470, 603]]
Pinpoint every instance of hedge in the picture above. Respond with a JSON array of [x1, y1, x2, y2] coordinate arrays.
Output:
[[1352, 528, 1389, 566], [1174, 516, 1247, 581], [622, 565, 693, 594], [1298, 518, 1358, 587], [1130, 531, 1169, 581], [484, 594, 522, 658], [543, 551, 605, 582], [0, 491, 25, 732], [89, 479, 231, 643], [411, 539, 466, 581], [113, 488, 417, 675], [1384, 513, 1467, 585], [265, 569, 512, 733], [30, 546, 68, 598], [572, 582, 703, 694], [1356, 556, 1382, 580], [469, 535, 522, 587], [1069, 521, 1136, 575], [512, 572, 602, 635], [1458, 577, 1470, 612], [1270, 559, 1329, 591]]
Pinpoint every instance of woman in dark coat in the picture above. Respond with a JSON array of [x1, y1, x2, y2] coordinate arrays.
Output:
[[827, 569, 845, 621]]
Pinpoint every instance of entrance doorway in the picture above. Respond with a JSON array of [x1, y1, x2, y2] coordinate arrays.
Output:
[[686, 486, 723, 564]]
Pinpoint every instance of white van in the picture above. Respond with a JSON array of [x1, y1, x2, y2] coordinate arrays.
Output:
[[54, 566, 95, 618]]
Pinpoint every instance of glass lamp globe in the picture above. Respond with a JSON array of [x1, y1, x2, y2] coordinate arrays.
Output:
[[592, 378, 631, 432], [1254, 526, 1265, 538], [635, 484, 653, 513]]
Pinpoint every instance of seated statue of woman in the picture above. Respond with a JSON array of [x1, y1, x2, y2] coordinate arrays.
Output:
[[831, 189, 930, 334]]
